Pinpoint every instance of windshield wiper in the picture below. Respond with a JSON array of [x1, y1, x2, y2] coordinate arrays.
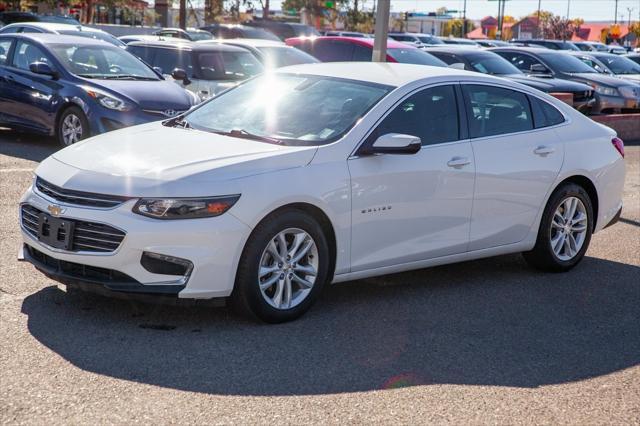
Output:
[[163, 115, 191, 129], [216, 129, 282, 144], [102, 75, 157, 81]]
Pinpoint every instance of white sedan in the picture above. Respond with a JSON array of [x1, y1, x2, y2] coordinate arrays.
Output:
[[18, 63, 625, 322]]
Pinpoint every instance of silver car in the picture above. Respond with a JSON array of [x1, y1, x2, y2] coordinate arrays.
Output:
[[126, 40, 263, 101]]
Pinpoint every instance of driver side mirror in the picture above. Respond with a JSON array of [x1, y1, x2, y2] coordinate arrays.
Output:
[[530, 63, 550, 74], [365, 133, 421, 155], [171, 68, 191, 85], [29, 62, 59, 79]]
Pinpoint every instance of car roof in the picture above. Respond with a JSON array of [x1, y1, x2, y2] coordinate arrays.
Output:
[[424, 46, 490, 55], [0, 22, 103, 33], [0, 32, 111, 45], [287, 36, 413, 49], [489, 46, 558, 54], [127, 39, 248, 52], [211, 38, 286, 47], [276, 62, 481, 86]]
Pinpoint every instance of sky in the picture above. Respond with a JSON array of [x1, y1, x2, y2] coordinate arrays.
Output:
[[275, 0, 640, 22]]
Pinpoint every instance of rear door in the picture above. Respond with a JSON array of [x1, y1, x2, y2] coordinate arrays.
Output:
[[461, 83, 564, 251], [349, 84, 475, 271]]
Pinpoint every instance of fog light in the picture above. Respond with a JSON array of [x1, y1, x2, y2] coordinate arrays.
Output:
[[141, 252, 193, 276]]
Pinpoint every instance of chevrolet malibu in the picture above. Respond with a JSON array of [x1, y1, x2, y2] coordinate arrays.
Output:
[[18, 63, 626, 323]]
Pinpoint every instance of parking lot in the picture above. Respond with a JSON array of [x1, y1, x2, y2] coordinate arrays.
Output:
[[1, 129, 639, 424]]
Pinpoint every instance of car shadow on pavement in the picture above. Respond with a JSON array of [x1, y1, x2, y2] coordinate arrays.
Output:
[[0, 129, 57, 163], [21, 254, 640, 396]]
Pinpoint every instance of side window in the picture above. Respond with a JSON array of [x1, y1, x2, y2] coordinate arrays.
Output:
[[20, 27, 42, 33], [496, 52, 540, 73], [12, 40, 51, 71], [462, 84, 533, 138], [352, 45, 371, 61], [0, 26, 20, 34], [371, 85, 459, 146], [0, 39, 11, 65], [529, 96, 565, 129], [313, 40, 354, 62]]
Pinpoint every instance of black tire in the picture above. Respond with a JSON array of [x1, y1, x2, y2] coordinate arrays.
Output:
[[232, 209, 331, 323], [56, 106, 89, 147], [523, 182, 594, 272]]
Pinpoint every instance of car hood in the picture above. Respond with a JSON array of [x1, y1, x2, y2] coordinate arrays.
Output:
[[569, 72, 637, 88], [502, 74, 592, 92], [38, 122, 318, 197], [84, 79, 193, 110], [616, 74, 640, 82]]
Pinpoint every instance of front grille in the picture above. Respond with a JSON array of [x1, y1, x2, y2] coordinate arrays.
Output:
[[142, 109, 188, 118], [21, 204, 126, 253], [35, 177, 130, 208], [26, 245, 137, 284]]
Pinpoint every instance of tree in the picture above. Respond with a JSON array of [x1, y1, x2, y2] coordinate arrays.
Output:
[[542, 15, 575, 40], [442, 18, 476, 38]]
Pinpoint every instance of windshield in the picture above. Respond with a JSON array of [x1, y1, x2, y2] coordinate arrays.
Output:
[[599, 55, 640, 74], [539, 52, 597, 73], [183, 74, 392, 145], [58, 30, 125, 47], [418, 35, 443, 44], [196, 51, 263, 80], [258, 46, 318, 68], [188, 31, 213, 41], [468, 53, 522, 75], [50, 44, 159, 80], [388, 48, 446, 66]]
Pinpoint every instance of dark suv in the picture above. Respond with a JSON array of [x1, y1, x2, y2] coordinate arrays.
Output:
[[491, 47, 640, 113], [199, 23, 280, 41], [246, 20, 319, 40]]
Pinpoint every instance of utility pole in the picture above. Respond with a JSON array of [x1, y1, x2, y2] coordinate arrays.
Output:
[[614, 0, 619, 24], [496, 0, 502, 40], [179, 0, 186, 29], [627, 7, 635, 26], [566, 0, 571, 19], [372, 0, 390, 62], [462, 0, 467, 38], [537, 0, 542, 37]]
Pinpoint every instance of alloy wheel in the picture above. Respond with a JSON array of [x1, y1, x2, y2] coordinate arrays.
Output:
[[257, 228, 319, 310], [61, 114, 83, 146], [550, 196, 588, 261]]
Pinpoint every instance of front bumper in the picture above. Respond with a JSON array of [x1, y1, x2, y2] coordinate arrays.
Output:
[[19, 183, 251, 299], [594, 94, 640, 113]]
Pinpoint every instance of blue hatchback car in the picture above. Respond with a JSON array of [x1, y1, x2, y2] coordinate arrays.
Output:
[[0, 33, 196, 146]]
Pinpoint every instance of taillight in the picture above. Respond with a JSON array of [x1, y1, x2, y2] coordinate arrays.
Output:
[[612, 137, 625, 158]]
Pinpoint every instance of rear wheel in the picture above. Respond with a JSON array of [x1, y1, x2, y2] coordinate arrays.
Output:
[[57, 106, 89, 147], [233, 210, 330, 323], [523, 183, 593, 272]]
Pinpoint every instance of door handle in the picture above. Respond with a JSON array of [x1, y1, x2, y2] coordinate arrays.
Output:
[[534, 145, 555, 156], [447, 156, 471, 168]]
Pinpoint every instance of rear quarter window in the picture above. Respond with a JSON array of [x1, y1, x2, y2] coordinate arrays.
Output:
[[529, 96, 565, 128]]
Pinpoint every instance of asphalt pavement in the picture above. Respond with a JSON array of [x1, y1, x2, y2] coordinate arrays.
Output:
[[1, 129, 639, 424]]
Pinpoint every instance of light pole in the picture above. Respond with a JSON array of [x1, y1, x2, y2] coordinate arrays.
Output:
[[614, 0, 619, 24], [537, 0, 542, 37], [372, 0, 390, 62], [462, 0, 467, 38], [566, 0, 571, 19]]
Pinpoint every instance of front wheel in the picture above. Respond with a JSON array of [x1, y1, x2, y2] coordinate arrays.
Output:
[[232, 210, 331, 323], [56, 106, 89, 147], [523, 183, 594, 272]]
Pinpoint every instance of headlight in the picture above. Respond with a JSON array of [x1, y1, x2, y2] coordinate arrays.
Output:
[[81, 86, 132, 111], [618, 86, 639, 99], [591, 84, 619, 97], [133, 195, 240, 219]]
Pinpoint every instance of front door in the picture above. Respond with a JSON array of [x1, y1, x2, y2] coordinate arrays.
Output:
[[348, 84, 475, 272]]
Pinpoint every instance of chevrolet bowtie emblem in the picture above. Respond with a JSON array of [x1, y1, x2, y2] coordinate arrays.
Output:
[[47, 204, 65, 217]]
